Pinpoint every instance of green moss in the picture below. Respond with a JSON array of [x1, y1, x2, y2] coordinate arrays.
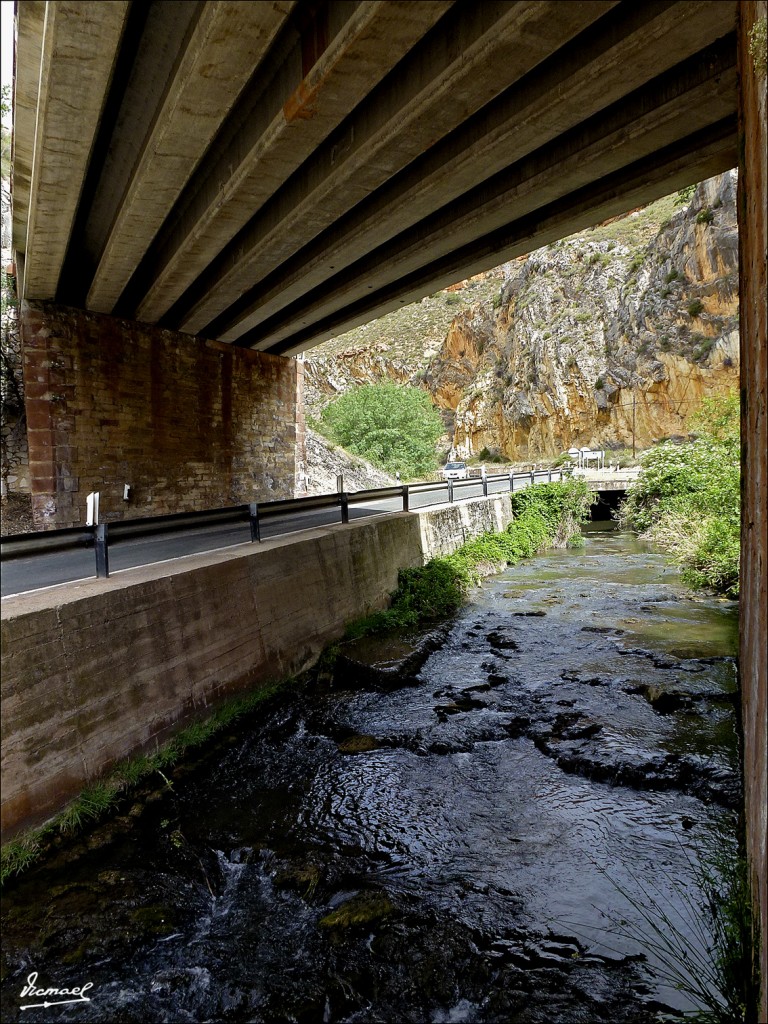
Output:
[[130, 905, 178, 936], [337, 734, 380, 754], [318, 892, 395, 931], [273, 863, 323, 896]]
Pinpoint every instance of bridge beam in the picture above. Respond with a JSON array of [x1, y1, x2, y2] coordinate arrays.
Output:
[[11, 0, 739, 352], [84, 1, 297, 314], [16, 1, 130, 302], [125, 0, 454, 324], [198, 1, 737, 349]]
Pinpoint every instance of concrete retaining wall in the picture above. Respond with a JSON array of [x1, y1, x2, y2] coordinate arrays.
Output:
[[1, 495, 516, 838]]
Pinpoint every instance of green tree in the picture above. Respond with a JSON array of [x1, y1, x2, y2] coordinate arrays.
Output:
[[319, 382, 443, 479], [674, 183, 697, 207], [619, 392, 740, 595]]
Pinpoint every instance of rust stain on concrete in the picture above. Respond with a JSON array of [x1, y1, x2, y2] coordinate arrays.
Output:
[[283, 80, 319, 122]]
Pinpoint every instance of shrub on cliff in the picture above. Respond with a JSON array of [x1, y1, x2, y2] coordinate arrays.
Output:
[[618, 392, 740, 596], [319, 381, 443, 479]]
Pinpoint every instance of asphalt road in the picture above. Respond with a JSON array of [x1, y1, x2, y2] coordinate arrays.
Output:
[[0, 477, 532, 599], [0, 484, 468, 598]]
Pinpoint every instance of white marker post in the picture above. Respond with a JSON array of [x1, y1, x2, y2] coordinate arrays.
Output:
[[86, 491, 100, 526]]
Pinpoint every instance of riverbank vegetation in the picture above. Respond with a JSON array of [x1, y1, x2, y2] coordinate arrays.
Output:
[[618, 393, 740, 596], [343, 479, 590, 641], [605, 820, 759, 1024]]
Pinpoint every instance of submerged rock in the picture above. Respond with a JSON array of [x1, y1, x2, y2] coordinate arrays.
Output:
[[318, 891, 395, 931], [331, 624, 451, 690]]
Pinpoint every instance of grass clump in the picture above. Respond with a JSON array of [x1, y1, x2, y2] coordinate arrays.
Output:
[[596, 821, 759, 1023]]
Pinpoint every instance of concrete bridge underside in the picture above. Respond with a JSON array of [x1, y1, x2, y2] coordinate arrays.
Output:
[[14, 0, 740, 354], [7, 2, 767, 1012]]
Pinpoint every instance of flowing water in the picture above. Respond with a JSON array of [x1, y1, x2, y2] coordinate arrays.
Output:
[[1, 529, 740, 1023]]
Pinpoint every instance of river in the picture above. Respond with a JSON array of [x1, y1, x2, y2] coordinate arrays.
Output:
[[0, 528, 741, 1023]]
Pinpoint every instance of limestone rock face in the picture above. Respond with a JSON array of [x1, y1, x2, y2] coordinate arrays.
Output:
[[305, 173, 739, 460], [427, 172, 739, 459], [302, 343, 413, 421]]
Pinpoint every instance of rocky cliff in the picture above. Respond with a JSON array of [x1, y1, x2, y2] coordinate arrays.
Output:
[[305, 173, 739, 460]]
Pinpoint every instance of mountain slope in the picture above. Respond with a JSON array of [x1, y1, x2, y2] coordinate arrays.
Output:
[[305, 173, 739, 460]]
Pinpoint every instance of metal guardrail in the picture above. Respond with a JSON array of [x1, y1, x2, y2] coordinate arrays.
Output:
[[0, 469, 570, 580]]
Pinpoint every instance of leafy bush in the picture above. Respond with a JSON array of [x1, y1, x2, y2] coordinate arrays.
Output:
[[674, 184, 697, 206], [696, 207, 715, 225], [693, 337, 716, 362], [319, 382, 444, 479], [618, 393, 740, 595], [629, 253, 644, 274], [687, 298, 704, 317]]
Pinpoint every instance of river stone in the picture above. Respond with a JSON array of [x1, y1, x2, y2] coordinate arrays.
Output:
[[336, 734, 380, 754], [331, 623, 450, 690]]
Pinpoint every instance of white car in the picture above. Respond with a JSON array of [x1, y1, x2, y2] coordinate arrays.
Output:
[[442, 461, 469, 480]]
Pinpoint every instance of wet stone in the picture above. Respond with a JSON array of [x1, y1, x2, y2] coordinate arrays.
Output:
[[486, 630, 519, 650], [336, 734, 379, 754], [331, 624, 450, 690]]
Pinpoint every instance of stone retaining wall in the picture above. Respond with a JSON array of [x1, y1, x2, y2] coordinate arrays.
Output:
[[20, 302, 303, 529]]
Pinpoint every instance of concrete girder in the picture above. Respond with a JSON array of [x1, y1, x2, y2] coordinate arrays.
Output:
[[257, 120, 737, 356], [19, 1, 130, 301], [236, 37, 737, 352], [132, 0, 453, 324], [10, 0, 46, 276], [195, 0, 736, 346], [174, 0, 618, 336], [84, 2, 296, 314]]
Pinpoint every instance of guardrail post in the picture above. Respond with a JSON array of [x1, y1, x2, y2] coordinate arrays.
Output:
[[249, 502, 261, 542], [402, 485, 410, 512], [94, 524, 109, 578], [548, 469, 552, 483], [340, 492, 349, 524], [530, 470, 535, 486], [448, 480, 454, 503], [482, 475, 488, 497]]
